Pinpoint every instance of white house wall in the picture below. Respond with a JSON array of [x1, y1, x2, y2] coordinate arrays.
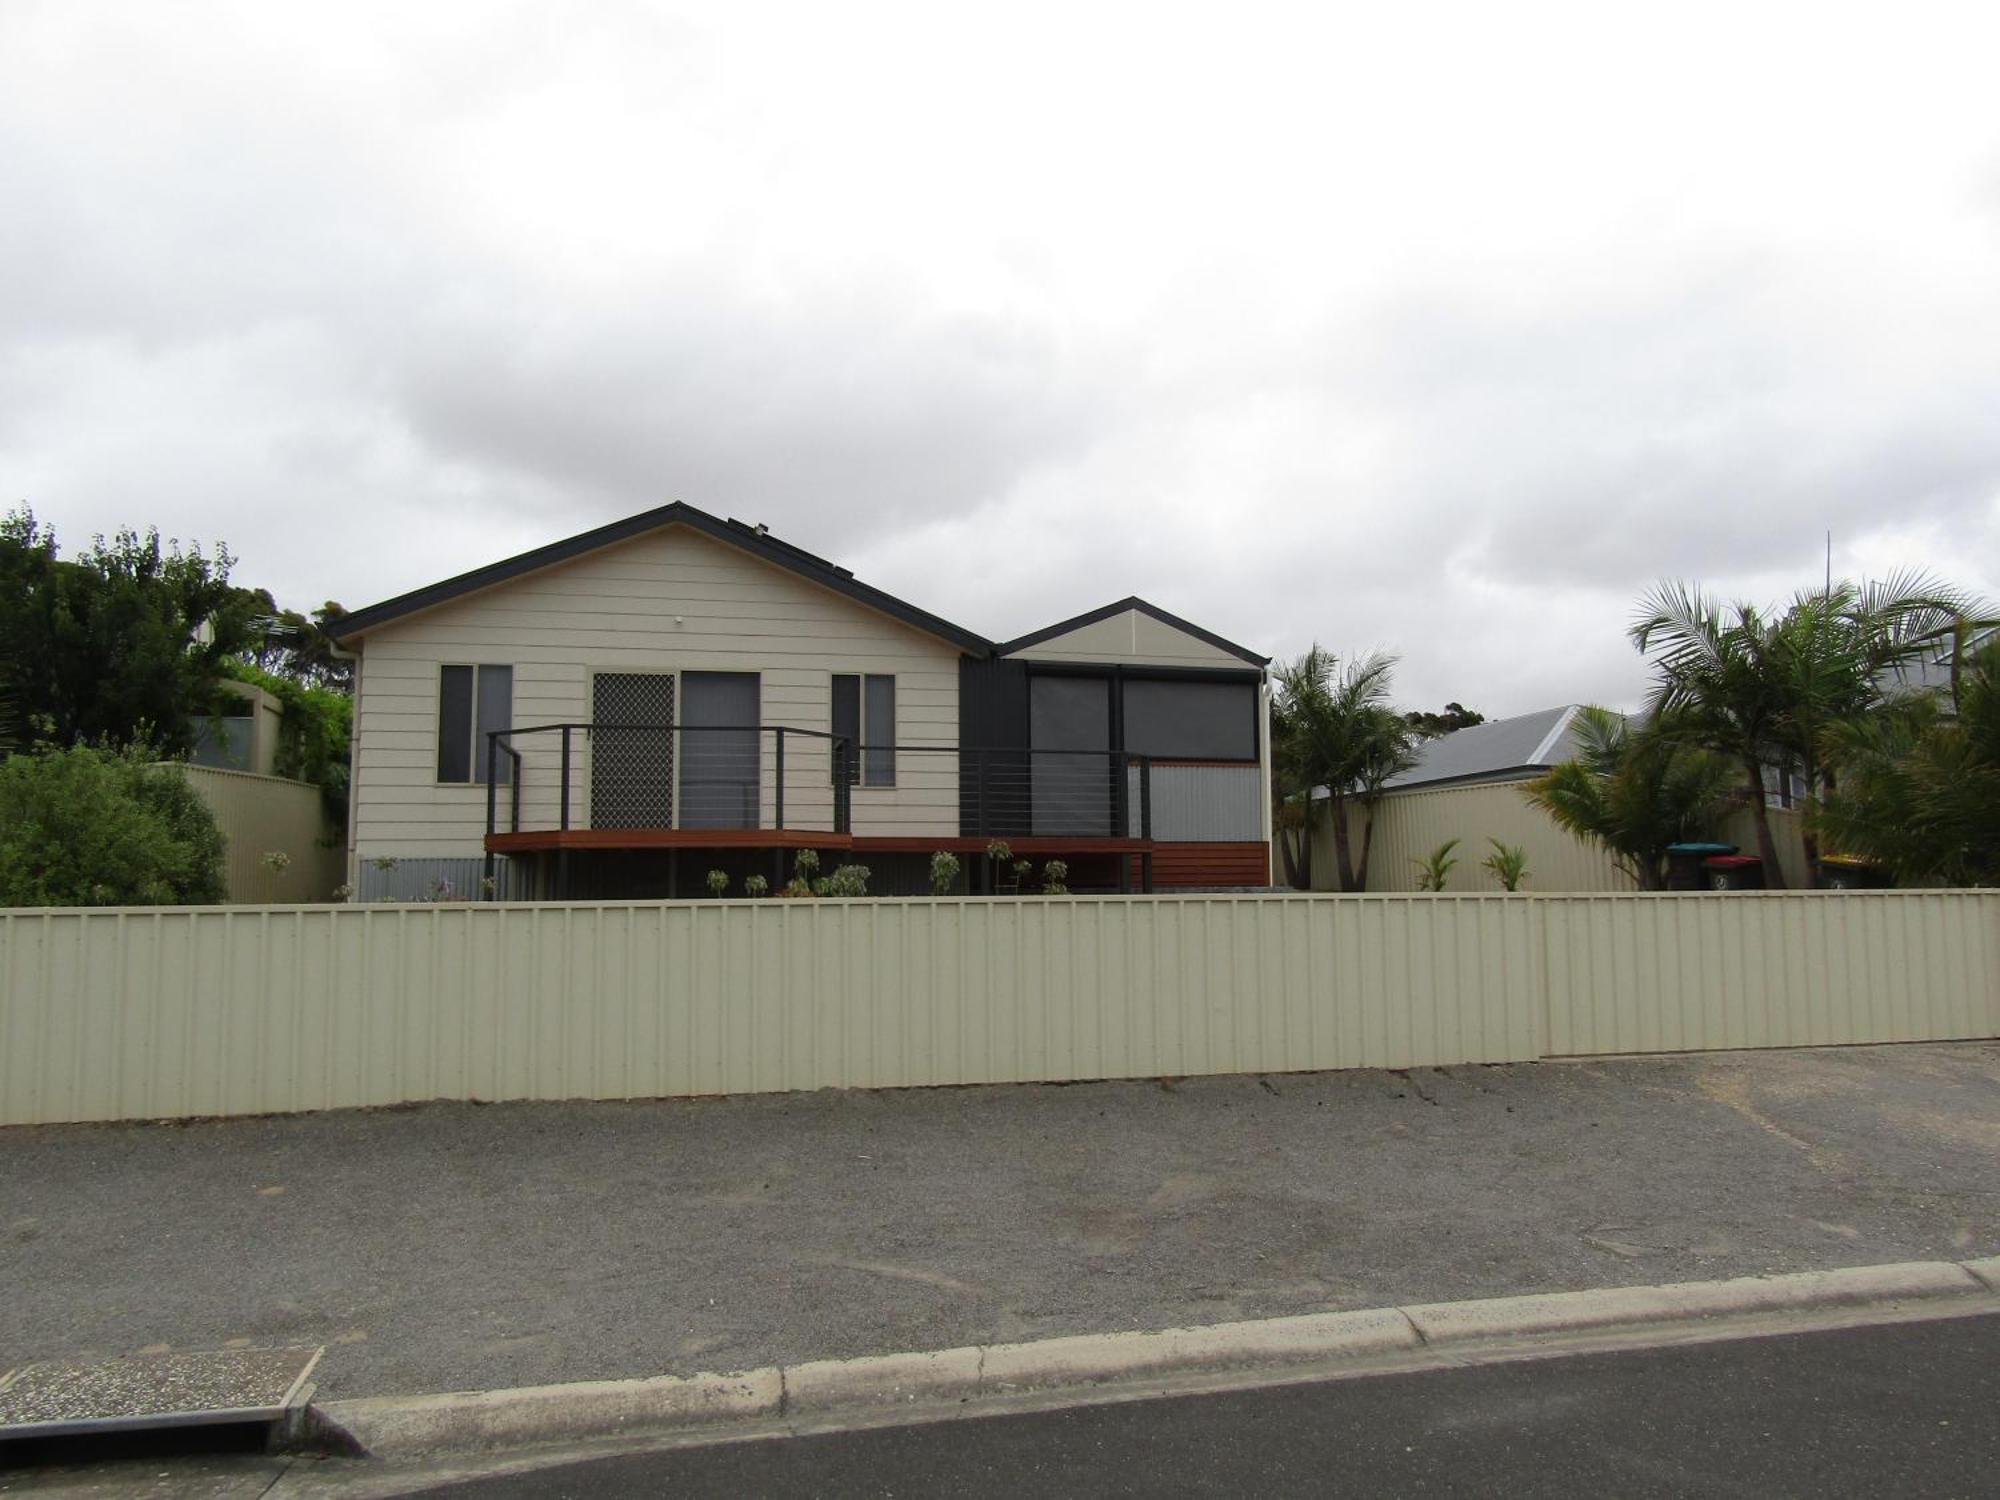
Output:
[[349, 524, 964, 875]]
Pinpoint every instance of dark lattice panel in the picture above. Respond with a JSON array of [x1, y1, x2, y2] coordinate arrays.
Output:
[[591, 674, 675, 829]]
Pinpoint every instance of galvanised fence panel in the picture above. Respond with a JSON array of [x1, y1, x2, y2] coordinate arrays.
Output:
[[0, 893, 1992, 1127]]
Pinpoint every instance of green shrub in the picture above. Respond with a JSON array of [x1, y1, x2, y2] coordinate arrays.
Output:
[[813, 863, 871, 898], [1480, 839, 1529, 891], [930, 849, 961, 895], [0, 745, 226, 906], [705, 868, 730, 897], [1414, 838, 1460, 892]]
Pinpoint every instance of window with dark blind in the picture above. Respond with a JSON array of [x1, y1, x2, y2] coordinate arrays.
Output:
[[437, 664, 513, 783], [864, 674, 896, 786], [832, 673, 860, 785], [1120, 678, 1257, 760], [831, 673, 896, 786]]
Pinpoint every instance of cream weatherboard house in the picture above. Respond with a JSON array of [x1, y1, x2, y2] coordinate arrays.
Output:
[[331, 503, 1273, 900]]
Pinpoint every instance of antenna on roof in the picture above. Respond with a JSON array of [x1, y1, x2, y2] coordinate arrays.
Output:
[[1825, 530, 1832, 596]]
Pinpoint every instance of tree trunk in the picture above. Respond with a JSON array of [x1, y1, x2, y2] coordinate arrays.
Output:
[[1354, 803, 1376, 893], [1275, 802, 1302, 889], [1797, 752, 1822, 889], [1330, 793, 1358, 892], [1740, 759, 1786, 889]]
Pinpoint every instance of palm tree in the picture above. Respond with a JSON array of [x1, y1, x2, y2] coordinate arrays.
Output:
[[1814, 639, 2000, 886], [1630, 576, 1969, 887], [1629, 584, 1791, 881], [1523, 707, 1736, 889], [1271, 647, 1416, 891]]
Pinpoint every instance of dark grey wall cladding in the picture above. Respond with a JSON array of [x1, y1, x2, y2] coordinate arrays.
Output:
[[959, 656, 1031, 836]]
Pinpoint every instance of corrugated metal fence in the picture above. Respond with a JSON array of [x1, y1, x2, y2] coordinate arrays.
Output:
[[0, 892, 1993, 1126], [175, 765, 347, 903]]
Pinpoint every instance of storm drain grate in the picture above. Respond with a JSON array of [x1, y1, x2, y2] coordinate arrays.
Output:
[[0, 1346, 322, 1441]]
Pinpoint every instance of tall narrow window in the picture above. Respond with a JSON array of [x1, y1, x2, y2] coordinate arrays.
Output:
[[863, 674, 896, 786], [831, 673, 896, 786], [438, 664, 513, 783], [831, 674, 860, 785]]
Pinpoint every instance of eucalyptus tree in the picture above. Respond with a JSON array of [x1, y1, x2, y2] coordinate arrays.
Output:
[[1271, 646, 1416, 892], [1523, 707, 1735, 889]]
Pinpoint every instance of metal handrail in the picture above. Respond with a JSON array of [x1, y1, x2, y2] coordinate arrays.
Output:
[[479, 723, 1159, 896]]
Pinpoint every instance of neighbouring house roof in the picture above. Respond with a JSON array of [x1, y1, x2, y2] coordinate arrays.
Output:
[[1878, 630, 1997, 702], [1382, 705, 1585, 792], [330, 501, 995, 654], [994, 596, 1270, 668]]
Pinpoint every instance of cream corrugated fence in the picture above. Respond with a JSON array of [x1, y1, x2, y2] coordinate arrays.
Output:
[[1, 892, 1993, 1126]]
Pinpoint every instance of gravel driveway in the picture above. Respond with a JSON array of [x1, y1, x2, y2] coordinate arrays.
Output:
[[4, 1042, 1996, 1400]]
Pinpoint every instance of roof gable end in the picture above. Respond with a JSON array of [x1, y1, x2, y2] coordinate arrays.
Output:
[[996, 596, 1269, 667], [330, 501, 991, 653]]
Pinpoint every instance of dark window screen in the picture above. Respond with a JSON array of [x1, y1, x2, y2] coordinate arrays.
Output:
[[832, 674, 860, 784], [864, 675, 896, 786], [437, 665, 474, 782], [474, 665, 513, 784], [1121, 678, 1256, 760], [1029, 674, 1111, 750]]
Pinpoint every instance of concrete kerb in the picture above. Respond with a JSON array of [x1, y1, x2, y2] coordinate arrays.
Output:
[[313, 1258, 2000, 1459]]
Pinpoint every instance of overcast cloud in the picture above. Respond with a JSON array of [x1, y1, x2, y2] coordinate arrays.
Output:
[[5, 1, 1998, 713]]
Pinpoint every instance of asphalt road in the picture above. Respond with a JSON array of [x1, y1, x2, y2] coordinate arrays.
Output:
[[5, 1042, 1997, 1399], [415, 1312, 2000, 1499]]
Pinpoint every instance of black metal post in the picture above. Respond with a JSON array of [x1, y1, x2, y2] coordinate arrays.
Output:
[[484, 734, 498, 900], [1138, 756, 1152, 840], [1141, 851, 1154, 894], [775, 727, 786, 831], [1111, 749, 1127, 840], [560, 725, 572, 831], [509, 749, 521, 833], [557, 847, 570, 901]]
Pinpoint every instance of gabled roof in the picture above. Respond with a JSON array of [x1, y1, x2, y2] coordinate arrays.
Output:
[[330, 501, 993, 653], [1383, 705, 1584, 791], [994, 596, 1270, 667]]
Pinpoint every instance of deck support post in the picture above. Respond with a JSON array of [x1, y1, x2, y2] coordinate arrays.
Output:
[[1141, 851, 1154, 894], [557, 847, 571, 902]]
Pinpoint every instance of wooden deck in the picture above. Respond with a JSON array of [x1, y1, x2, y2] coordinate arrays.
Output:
[[485, 828, 1157, 856]]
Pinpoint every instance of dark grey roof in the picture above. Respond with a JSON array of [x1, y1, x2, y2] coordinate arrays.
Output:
[[331, 502, 993, 653], [1383, 705, 1583, 791], [994, 596, 1270, 667]]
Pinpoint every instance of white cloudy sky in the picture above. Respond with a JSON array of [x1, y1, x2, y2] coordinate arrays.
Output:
[[5, 1, 1998, 714]]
